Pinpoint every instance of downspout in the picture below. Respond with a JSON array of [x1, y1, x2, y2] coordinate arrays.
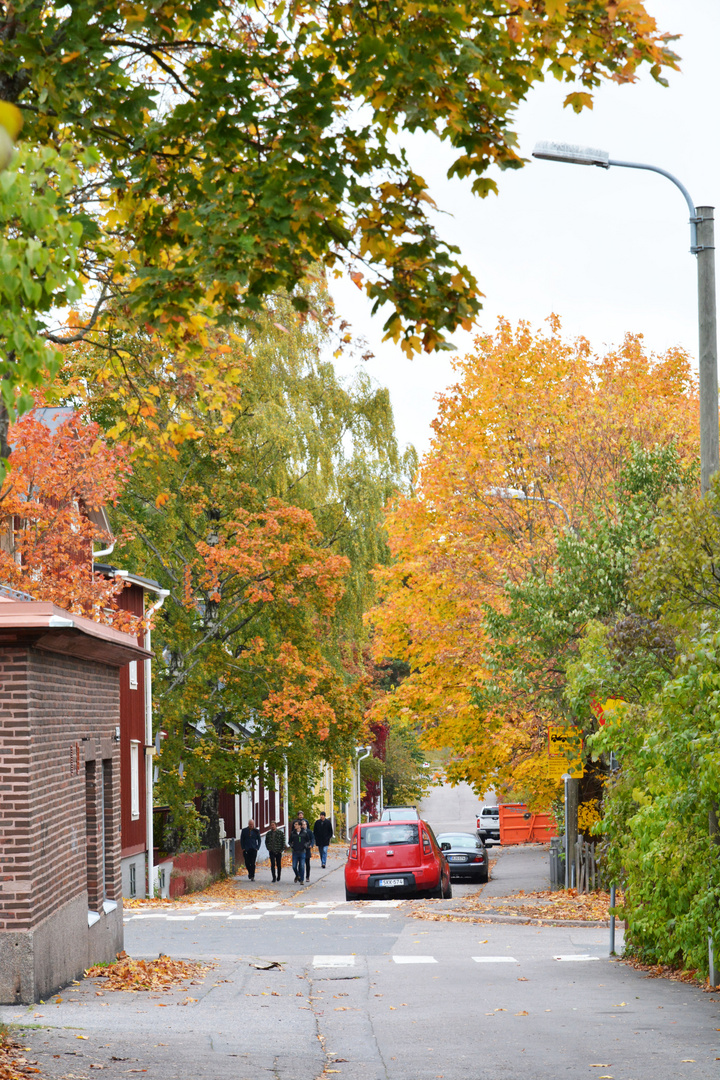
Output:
[[143, 588, 170, 896]]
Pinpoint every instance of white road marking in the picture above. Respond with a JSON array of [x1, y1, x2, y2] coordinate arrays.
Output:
[[294, 913, 329, 919], [313, 955, 356, 967], [195, 911, 233, 917], [166, 915, 196, 921], [355, 913, 390, 919], [392, 956, 437, 964], [367, 899, 404, 907], [472, 956, 519, 963], [246, 902, 280, 909], [553, 954, 600, 962], [227, 914, 263, 920]]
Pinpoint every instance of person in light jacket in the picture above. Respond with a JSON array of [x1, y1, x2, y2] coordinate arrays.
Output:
[[239, 818, 261, 881], [265, 820, 286, 882]]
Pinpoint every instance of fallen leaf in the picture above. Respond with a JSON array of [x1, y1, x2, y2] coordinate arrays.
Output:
[[76, 1035, 88, 1040], [590, 1066, 612, 1069], [613, 1002, 627, 1007], [681, 1061, 696, 1063], [515, 1010, 529, 1016]]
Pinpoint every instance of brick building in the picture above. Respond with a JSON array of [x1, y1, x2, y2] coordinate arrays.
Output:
[[0, 600, 149, 1005]]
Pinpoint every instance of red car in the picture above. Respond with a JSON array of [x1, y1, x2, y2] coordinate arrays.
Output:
[[344, 819, 452, 900]]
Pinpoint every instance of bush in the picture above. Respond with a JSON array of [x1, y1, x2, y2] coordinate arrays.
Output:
[[184, 869, 212, 893]]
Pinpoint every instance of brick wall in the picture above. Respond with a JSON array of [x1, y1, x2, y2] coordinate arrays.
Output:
[[0, 649, 121, 933]]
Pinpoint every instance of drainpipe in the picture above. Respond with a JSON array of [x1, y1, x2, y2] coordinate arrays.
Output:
[[143, 588, 170, 896]]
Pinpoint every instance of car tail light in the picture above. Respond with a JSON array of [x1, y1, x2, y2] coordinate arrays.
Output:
[[350, 835, 358, 860], [422, 833, 431, 854], [473, 855, 484, 863]]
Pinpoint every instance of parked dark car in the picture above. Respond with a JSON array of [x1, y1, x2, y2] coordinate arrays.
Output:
[[437, 831, 489, 883], [344, 819, 452, 900]]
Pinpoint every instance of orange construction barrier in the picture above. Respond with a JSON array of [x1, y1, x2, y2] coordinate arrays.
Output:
[[499, 803, 556, 845]]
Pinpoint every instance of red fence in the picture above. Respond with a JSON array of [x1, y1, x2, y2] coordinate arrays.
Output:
[[499, 804, 556, 845], [163, 847, 224, 898]]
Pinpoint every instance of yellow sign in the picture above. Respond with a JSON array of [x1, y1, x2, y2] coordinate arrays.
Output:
[[547, 725, 584, 779]]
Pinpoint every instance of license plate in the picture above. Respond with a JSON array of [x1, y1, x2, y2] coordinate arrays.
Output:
[[448, 855, 467, 863], [378, 878, 405, 887]]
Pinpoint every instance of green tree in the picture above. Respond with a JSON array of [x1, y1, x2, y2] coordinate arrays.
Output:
[[0, 0, 677, 442], [98, 299, 412, 847]]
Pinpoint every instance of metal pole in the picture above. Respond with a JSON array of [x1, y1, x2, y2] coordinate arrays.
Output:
[[709, 929, 718, 987], [609, 884, 617, 956], [695, 207, 720, 493], [563, 774, 569, 889], [567, 777, 579, 889]]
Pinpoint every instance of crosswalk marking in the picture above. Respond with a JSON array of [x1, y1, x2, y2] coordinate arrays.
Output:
[[166, 915, 196, 921], [553, 954, 599, 962], [355, 913, 390, 919], [393, 956, 437, 964], [294, 913, 329, 919], [472, 956, 519, 963], [227, 914, 263, 920], [313, 955, 356, 967]]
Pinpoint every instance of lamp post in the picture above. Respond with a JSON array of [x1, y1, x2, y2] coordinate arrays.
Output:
[[534, 139, 720, 974], [487, 485, 575, 532], [355, 745, 372, 829], [532, 141, 719, 494]]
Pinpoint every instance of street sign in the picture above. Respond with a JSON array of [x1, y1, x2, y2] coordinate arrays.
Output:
[[547, 725, 584, 779]]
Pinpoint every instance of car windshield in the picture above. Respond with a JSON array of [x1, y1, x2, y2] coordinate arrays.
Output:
[[438, 834, 480, 849], [361, 824, 420, 847], [482, 809, 498, 816]]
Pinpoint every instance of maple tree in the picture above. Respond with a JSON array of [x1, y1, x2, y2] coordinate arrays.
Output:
[[0, 1, 677, 450], [0, 405, 137, 627], [369, 318, 699, 806]]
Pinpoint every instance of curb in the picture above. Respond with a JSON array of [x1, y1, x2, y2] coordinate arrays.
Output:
[[411, 909, 615, 928]]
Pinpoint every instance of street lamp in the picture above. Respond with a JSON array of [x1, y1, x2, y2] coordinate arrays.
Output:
[[355, 745, 372, 829], [532, 140, 719, 495], [487, 485, 574, 531]]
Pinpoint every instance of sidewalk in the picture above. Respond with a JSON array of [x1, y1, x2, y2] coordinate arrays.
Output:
[[230, 843, 346, 901]]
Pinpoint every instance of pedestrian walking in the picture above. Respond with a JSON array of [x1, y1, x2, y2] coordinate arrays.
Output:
[[239, 818, 261, 881], [290, 820, 312, 883], [291, 810, 308, 830], [265, 820, 286, 882], [313, 811, 333, 869]]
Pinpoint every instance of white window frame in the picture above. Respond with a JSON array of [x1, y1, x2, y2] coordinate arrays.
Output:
[[130, 740, 140, 820]]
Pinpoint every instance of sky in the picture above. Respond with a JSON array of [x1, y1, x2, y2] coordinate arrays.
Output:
[[330, 1, 718, 458]]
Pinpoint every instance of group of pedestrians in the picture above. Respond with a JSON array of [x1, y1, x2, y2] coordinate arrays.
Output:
[[239, 810, 334, 884]]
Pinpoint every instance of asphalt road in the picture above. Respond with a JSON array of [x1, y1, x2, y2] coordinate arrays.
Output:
[[3, 784, 719, 1079]]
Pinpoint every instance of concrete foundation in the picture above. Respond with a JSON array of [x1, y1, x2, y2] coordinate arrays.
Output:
[[0, 890, 123, 1004]]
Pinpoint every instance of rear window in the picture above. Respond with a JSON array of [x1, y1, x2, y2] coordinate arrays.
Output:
[[361, 824, 420, 848], [439, 834, 481, 849], [482, 808, 498, 817]]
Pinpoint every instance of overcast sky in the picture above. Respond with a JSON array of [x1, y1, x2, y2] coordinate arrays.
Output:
[[330, 1, 717, 457]]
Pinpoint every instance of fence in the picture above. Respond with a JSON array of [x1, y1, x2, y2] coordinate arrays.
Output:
[[549, 836, 597, 893]]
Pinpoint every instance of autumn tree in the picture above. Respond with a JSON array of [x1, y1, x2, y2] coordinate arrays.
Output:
[[0, 406, 135, 627], [0, 1, 677, 449], [369, 318, 699, 804], [86, 299, 413, 847]]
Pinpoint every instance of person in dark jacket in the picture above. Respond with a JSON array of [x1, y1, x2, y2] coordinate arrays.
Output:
[[239, 818, 261, 881], [290, 820, 312, 883], [313, 811, 334, 869], [265, 820, 286, 882]]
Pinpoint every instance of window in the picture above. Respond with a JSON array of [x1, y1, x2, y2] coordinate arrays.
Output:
[[128, 661, 138, 690], [130, 741, 140, 820], [129, 863, 136, 898], [361, 824, 419, 848]]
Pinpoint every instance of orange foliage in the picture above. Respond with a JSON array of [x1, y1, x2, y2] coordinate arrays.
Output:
[[369, 318, 699, 796], [0, 407, 138, 632]]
